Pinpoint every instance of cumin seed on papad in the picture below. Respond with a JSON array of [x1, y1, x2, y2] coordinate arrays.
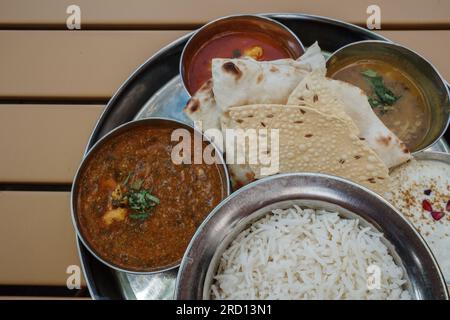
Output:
[[228, 104, 390, 194]]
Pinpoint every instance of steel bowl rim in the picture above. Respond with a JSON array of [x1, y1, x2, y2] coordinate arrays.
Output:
[[175, 172, 449, 299], [415, 150, 450, 162], [325, 39, 450, 154], [71, 117, 231, 275], [179, 13, 306, 96]]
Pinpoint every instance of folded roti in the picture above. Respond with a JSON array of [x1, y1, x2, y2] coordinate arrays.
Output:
[[288, 72, 411, 168], [184, 43, 326, 189], [184, 79, 221, 132], [220, 110, 255, 189], [183, 80, 256, 189], [212, 42, 326, 110], [184, 43, 325, 127], [287, 70, 359, 135], [227, 104, 390, 194]]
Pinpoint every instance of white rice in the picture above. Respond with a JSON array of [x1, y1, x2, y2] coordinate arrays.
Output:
[[211, 205, 411, 300]]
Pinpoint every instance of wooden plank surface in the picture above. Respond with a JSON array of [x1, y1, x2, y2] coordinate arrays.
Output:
[[0, 0, 449, 29], [0, 105, 103, 183], [0, 30, 188, 99], [0, 30, 449, 100], [0, 191, 85, 286]]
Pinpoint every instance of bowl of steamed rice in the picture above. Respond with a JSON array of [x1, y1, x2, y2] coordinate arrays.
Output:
[[175, 173, 448, 300]]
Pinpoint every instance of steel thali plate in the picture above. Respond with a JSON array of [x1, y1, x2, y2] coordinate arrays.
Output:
[[78, 14, 450, 300]]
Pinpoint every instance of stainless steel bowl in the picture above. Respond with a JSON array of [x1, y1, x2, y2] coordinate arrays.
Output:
[[71, 117, 231, 274], [326, 40, 450, 153], [175, 173, 448, 300], [180, 14, 305, 96]]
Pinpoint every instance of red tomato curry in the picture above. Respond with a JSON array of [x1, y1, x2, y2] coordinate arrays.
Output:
[[187, 31, 294, 93]]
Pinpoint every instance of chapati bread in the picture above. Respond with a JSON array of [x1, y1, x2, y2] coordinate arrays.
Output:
[[212, 42, 326, 110], [288, 72, 411, 168], [287, 70, 359, 135], [183, 44, 326, 189], [184, 43, 325, 129], [184, 85, 256, 189], [220, 109, 255, 188], [183, 79, 221, 132], [228, 104, 390, 194], [295, 41, 326, 75], [226, 164, 255, 189]]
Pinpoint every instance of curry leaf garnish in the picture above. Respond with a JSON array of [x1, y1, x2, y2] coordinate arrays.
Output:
[[361, 69, 400, 114]]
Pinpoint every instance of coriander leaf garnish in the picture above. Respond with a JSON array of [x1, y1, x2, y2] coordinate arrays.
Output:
[[129, 213, 150, 220], [130, 178, 144, 190], [122, 172, 133, 185], [361, 69, 400, 114], [110, 173, 160, 221], [126, 189, 160, 220], [361, 69, 378, 78], [368, 97, 382, 108], [232, 49, 242, 58]]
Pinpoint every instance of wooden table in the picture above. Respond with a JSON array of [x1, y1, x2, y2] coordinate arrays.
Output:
[[0, 0, 449, 298]]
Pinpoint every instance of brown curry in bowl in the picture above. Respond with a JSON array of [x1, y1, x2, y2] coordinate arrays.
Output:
[[328, 59, 431, 151], [72, 119, 229, 273]]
